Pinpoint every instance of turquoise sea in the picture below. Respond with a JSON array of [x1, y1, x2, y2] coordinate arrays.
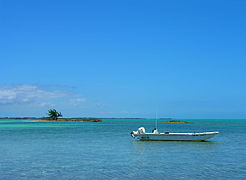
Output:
[[0, 119, 246, 179]]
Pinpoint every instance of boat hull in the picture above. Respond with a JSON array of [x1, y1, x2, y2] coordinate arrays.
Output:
[[132, 132, 219, 141]]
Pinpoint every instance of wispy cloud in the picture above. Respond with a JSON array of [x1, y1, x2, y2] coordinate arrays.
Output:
[[68, 98, 87, 105], [0, 84, 85, 106]]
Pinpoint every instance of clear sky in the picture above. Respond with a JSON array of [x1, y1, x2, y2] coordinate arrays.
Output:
[[0, 0, 246, 118]]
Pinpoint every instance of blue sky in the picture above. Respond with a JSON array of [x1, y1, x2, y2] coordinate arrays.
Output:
[[0, 0, 246, 118]]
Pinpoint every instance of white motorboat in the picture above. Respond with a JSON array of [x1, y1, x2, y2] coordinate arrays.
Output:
[[131, 127, 219, 141]]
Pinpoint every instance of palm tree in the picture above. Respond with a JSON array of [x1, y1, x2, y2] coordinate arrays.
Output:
[[47, 109, 62, 120]]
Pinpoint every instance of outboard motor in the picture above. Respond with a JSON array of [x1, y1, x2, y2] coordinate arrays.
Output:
[[131, 127, 146, 138], [137, 127, 145, 134]]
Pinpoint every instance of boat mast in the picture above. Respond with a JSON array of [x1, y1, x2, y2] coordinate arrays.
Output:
[[155, 112, 158, 130]]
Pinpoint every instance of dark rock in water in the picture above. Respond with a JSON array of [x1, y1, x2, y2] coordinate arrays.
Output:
[[163, 120, 190, 124]]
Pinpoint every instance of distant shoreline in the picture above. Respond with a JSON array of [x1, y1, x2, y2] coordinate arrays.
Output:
[[0, 117, 102, 122], [0, 117, 171, 120], [0, 117, 41, 120]]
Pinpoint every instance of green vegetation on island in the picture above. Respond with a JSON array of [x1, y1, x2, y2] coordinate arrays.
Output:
[[47, 109, 62, 120]]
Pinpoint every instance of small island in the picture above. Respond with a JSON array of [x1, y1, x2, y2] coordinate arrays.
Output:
[[163, 120, 190, 124], [40, 109, 102, 122]]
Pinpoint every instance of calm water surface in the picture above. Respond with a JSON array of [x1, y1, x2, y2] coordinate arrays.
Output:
[[0, 119, 246, 179]]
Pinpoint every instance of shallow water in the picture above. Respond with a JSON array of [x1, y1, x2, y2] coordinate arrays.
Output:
[[0, 119, 246, 179]]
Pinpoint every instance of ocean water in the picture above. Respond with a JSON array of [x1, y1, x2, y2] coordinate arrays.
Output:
[[0, 119, 246, 180]]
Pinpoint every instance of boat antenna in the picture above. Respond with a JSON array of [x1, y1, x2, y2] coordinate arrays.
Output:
[[155, 111, 158, 130]]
